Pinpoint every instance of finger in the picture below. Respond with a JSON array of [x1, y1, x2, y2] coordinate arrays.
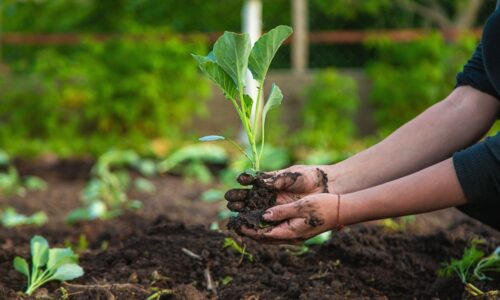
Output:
[[237, 173, 254, 186], [224, 188, 249, 202], [227, 201, 245, 212], [262, 202, 300, 222], [263, 170, 305, 192]]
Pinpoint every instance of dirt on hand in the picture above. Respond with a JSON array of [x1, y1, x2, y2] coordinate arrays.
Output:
[[226, 173, 279, 232]]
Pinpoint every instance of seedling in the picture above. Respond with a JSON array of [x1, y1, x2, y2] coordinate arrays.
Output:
[[1, 207, 48, 227], [474, 246, 500, 281], [221, 275, 233, 286], [288, 231, 332, 256], [193, 25, 293, 172], [66, 150, 156, 223], [146, 288, 173, 300], [13, 235, 84, 295], [0, 150, 47, 197], [223, 237, 253, 262], [439, 241, 500, 296]]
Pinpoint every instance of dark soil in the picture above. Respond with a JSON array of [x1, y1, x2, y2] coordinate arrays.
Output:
[[226, 173, 280, 231], [1, 160, 500, 299]]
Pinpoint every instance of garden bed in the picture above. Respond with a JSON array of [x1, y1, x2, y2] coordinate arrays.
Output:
[[1, 160, 499, 299]]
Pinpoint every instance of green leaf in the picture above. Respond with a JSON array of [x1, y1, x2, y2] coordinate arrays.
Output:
[[13, 257, 30, 278], [262, 83, 283, 130], [47, 248, 77, 271], [51, 264, 84, 281], [213, 31, 251, 88], [30, 235, 49, 268], [24, 176, 47, 191], [305, 231, 332, 246], [199, 135, 225, 142], [249, 25, 293, 81], [195, 59, 238, 100]]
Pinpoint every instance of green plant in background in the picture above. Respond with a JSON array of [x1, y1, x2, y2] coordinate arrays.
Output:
[[0, 151, 47, 196], [381, 215, 416, 232], [288, 231, 332, 256], [366, 33, 477, 136], [0, 30, 210, 157], [439, 241, 500, 297], [158, 144, 228, 184], [13, 235, 84, 296], [66, 150, 156, 223], [193, 25, 293, 172], [295, 68, 359, 152], [0, 207, 48, 228]]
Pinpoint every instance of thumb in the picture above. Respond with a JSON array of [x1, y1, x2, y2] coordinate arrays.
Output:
[[262, 203, 299, 222]]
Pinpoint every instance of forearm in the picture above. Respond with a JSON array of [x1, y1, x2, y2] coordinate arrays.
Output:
[[342, 158, 467, 225], [329, 86, 499, 194]]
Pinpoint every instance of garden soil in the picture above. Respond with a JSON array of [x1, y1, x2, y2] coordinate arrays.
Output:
[[1, 160, 500, 299]]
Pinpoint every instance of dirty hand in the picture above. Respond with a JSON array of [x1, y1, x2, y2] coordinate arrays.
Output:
[[225, 165, 335, 212], [240, 193, 342, 244]]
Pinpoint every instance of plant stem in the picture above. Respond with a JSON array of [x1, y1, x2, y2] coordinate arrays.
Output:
[[237, 87, 259, 170]]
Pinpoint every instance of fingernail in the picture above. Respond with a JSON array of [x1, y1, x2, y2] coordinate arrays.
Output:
[[263, 210, 273, 220]]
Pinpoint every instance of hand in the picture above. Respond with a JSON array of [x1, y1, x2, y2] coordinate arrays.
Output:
[[225, 165, 336, 211], [241, 193, 342, 245]]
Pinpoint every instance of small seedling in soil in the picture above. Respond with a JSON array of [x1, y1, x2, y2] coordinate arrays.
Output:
[[439, 241, 500, 297], [193, 26, 293, 232], [66, 150, 155, 223], [221, 275, 233, 286], [13, 235, 84, 296], [1, 207, 48, 228], [0, 150, 47, 197], [146, 288, 173, 300], [64, 234, 90, 254], [287, 231, 332, 256], [223, 237, 253, 263]]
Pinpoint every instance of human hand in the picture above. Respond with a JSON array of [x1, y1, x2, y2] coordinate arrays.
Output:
[[224, 165, 335, 212], [240, 193, 343, 245]]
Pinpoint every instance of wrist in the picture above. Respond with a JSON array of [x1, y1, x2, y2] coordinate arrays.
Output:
[[338, 192, 366, 226], [323, 163, 351, 195]]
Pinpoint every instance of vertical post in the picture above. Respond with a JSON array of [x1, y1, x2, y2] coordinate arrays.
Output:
[[292, 0, 308, 75], [242, 0, 262, 142]]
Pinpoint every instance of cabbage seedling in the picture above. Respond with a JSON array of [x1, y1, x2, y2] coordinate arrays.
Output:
[[13, 235, 84, 295], [1, 207, 48, 227], [193, 25, 293, 172]]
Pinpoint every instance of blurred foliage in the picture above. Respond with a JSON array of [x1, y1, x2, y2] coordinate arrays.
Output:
[[0, 150, 47, 196], [66, 150, 156, 223], [0, 31, 210, 156], [294, 69, 360, 151], [158, 144, 228, 184], [366, 33, 477, 135], [0, 207, 48, 228]]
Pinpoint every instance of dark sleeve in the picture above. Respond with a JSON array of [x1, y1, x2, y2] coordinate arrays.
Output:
[[456, 43, 500, 100], [453, 131, 500, 204]]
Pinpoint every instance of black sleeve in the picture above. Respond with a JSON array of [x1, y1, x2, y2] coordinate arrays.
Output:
[[453, 131, 500, 204], [456, 43, 500, 100]]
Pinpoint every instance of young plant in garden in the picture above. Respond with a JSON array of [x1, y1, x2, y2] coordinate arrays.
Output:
[[13, 235, 84, 296], [1, 207, 48, 228], [0, 150, 47, 197], [223, 237, 253, 263], [66, 150, 156, 223], [193, 25, 293, 172], [439, 241, 500, 297]]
